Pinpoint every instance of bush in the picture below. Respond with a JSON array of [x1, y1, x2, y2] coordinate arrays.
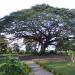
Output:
[[0, 55, 30, 75]]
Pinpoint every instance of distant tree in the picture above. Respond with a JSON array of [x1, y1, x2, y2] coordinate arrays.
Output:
[[13, 43, 20, 53], [7, 47, 12, 54], [0, 35, 8, 54], [56, 36, 75, 51]]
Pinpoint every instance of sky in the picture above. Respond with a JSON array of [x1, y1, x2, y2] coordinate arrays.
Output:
[[0, 0, 75, 18]]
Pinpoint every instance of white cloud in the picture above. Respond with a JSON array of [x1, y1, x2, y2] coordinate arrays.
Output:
[[0, 0, 75, 18]]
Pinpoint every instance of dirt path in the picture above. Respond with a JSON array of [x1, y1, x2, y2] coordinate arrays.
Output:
[[19, 55, 70, 61], [26, 60, 53, 75]]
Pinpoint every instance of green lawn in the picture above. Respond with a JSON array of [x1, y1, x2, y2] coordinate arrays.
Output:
[[36, 61, 75, 75]]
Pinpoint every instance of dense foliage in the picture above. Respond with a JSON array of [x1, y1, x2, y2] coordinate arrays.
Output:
[[0, 35, 8, 54], [0, 4, 75, 53], [0, 55, 31, 75]]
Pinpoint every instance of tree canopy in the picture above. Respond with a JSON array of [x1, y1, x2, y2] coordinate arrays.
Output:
[[0, 4, 75, 53]]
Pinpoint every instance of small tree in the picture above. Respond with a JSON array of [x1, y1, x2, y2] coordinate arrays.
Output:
[[13, 43, 20, 53], [68, 50, 75, 64], [0, 35, 8, 54]]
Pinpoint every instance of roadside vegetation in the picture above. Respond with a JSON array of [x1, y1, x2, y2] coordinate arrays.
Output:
[[0, 55, 32, 75]]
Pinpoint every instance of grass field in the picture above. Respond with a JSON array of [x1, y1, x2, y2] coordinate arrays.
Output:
[[36, 60, 75, 75]]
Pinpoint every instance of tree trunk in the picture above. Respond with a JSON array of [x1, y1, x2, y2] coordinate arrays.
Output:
[[40, 44, 45, 54]]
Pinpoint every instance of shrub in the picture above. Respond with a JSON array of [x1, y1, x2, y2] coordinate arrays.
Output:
[[0, 55, 30, 75]]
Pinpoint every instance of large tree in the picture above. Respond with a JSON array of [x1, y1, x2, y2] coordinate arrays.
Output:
[[0, 4, 75, 53]]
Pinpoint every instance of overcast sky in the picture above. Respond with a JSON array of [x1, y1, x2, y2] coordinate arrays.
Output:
[[0, 0, 75, 18]]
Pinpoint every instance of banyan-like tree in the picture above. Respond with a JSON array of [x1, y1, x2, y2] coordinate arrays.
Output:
[[0, 4, 75, 53]]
